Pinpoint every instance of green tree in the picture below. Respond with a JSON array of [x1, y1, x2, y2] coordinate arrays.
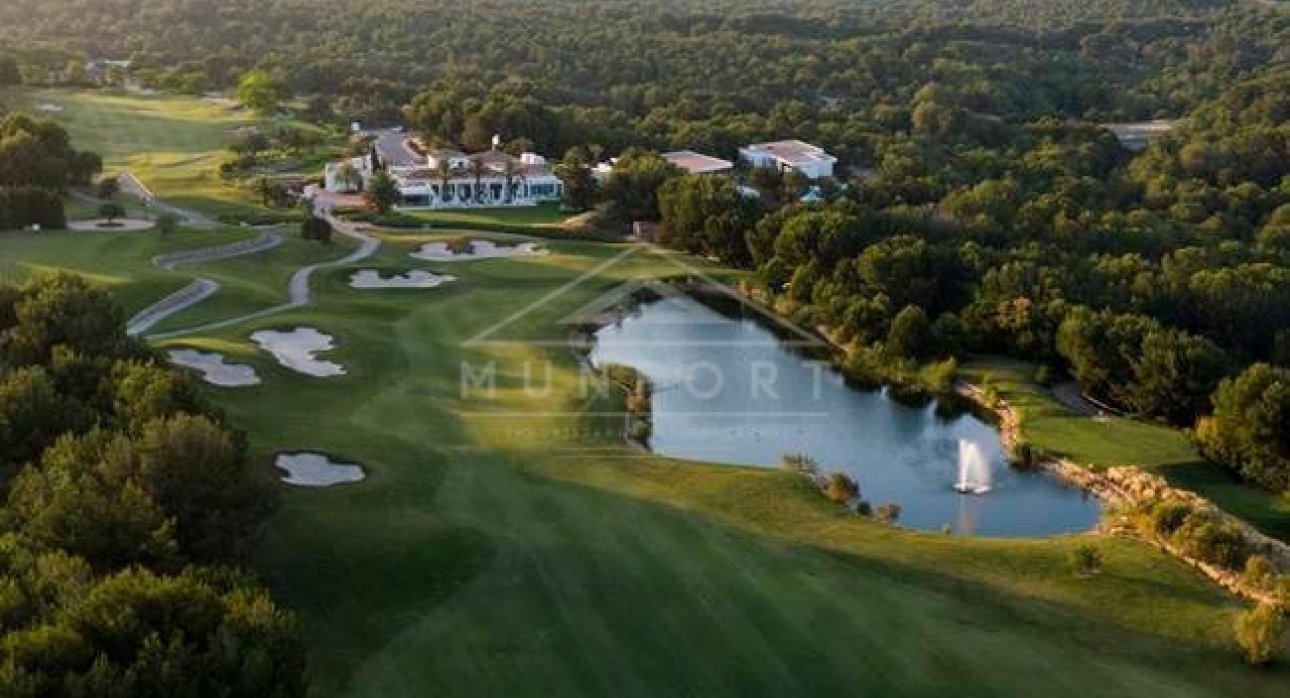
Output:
[[0, 272, 132, 367], [108, 360, 202, 431], [2, 565, 308, 696], [1127, 328, 1232, 425], [7, 430, 179, 571], [301, 213, 334, 244], [554, 149, 597, 212], [602, 150, 680, 222], [94, 176, 119, 199], [235, 69, 290, 114], [364, 169, 400, 215], [886, 305, 935, 359], [1196, 364, 1290, 493], [134, 414, 272, 561], [657, 174, 758, 265], [335, 161, 362, 193], [96, 202, 124, 224], [0, 367, 84, 468]]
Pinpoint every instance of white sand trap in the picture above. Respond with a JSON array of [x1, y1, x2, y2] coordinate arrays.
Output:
[[68, 218, 155, 232], [168, 349, 261, 387], [349, 269, 456, 289], [37, 103, 63, 112], [275, 452, 365, 487], [251, 327, 346, 378], [409, 240, 548, 262]]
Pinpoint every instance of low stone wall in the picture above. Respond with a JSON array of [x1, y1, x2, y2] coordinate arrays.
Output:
[[954, 380, 1290, 604]]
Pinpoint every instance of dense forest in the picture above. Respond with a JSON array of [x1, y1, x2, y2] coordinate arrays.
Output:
[[0, 274, 305, 695], [0, 0, 1288, 616]]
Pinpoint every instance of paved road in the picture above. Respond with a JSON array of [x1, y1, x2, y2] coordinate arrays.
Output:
[[118, 172, 219, 229], [372, 130, 422, 167], [126, 230, 284, 336]]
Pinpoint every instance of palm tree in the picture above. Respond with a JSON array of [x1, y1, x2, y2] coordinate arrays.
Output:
[[502, 158, 520, 203], [467, 156, 488, 204], [336, 162, 361, 192], [436, 158, 454, 205]]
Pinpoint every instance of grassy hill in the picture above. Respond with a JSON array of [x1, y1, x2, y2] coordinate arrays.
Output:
[[3, 87, 305, 221]]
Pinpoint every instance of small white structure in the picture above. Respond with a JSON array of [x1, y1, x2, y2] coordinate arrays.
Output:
[[738, 140, 837, 180], [662, 150, 734, 175], [324, 130, 563, 209], [1103, 120, 1178, 152]]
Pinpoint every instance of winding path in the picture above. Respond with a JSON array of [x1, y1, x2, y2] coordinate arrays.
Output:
[[126, 230, 284, 336], [119, 177, 383, 339], [144, 214, 380, 340], [118, 173, 219, 230]]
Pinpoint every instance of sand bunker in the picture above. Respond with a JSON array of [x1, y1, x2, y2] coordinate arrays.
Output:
[[349, 269, 456, 289], [409, 240, 548, 262], [275, 452, 365, 487], [168, 349, 261, 387], [68, 218, 155, 232], [251, 327, 346, 378]]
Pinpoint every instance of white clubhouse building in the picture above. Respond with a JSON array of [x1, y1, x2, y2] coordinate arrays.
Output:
[[325, 132, 563, 209]]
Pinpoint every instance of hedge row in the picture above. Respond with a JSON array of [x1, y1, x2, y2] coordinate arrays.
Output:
[[0, 187, 65, 230]]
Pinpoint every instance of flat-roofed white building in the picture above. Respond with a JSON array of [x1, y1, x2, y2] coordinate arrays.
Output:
[[738, 140, 837, 180], [324, 131, 563, 209], [662, 150, 734, 175]]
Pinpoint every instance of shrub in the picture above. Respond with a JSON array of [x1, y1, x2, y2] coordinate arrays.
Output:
[[1171, 510, 1249, 570], [1143, 500, 1193, 538], [1034, 364, 1054, 386], [629, 419, 651, 444], [1012, 440, 1037, 468], [300, 214, 333, 244], [823, 472, 860, 504], [874, 502, 902, 523], [1243, 555, 1279, 593], [919, 357, 958, 393], [446, 236, 476, 255], [1235, 603, 1285, 665], [0, 187, 66, 230], [781, 453, 818, 475], [1071, 544, 1103, 577]]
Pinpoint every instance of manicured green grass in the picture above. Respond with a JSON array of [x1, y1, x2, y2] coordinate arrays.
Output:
[[5, 224, 1287, 695], [138, 241, 1280, 696], [960, 356, 1290, 541], [0, 226, 257, 315], [147, 233, 361, 334], [2, 87, 293, 220], [403, 201, 573, 228]]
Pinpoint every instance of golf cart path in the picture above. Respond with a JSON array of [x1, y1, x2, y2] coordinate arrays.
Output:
[[145, 215, 380, 340], [126, 230, 284, 336], [118, 172, 219, 230]]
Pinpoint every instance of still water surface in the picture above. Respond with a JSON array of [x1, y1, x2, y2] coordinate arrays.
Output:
[[589, 296, 1101, 537]]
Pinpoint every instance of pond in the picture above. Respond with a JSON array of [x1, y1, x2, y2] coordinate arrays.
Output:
[[588, 294, 1101, 537]]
